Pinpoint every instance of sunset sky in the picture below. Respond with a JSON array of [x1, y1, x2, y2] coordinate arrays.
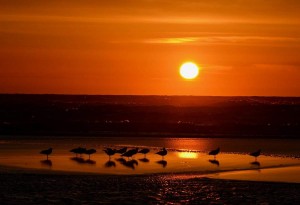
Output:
[[1, 0, 300, 96]]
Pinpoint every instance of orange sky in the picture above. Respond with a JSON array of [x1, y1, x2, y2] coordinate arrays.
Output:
[[1, 0, 300, 96]]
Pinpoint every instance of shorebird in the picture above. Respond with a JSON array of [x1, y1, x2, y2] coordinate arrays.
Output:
[[156, 148, 167, 160], [209, 147, 220, 159], [104, 148, 116, 159], [70, 147, 80, 157], [85, 148, 96, 159], [138, 148, 150, 158], [121, 148, 139, 159], [115, 147, 127, 154], [40, 148, 52, 160], [250, 149, 261, 161], [78, 147, 87, 157], [70, 147, 86, 157]]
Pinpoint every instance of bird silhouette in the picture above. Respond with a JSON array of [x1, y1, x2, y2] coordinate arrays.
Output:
[[121, 148, 139, 159], [85, 148, 96, 159], [115, 147, 127, 154], [70, 147, 82, 157], [104, 148, 116, 159], [156, 148, 167, 160], [78, 147, 87, 157], [70, 147, 86, 157], [70, 148, 78, 157], [250, 149, 261, 161], [138, 148, 150, 158], [40, 148, 52, 160], [209, 147, 220, 159]]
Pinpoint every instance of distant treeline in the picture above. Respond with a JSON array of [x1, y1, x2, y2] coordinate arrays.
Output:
[[0, 94, 299, 138]]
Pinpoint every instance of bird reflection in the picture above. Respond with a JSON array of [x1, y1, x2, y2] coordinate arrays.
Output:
[[104, 160, 116, 168], [117, 158, 138, 170], [156, 160, 167, 168], [70, 157, 85, 163], [139, 158, 150, 163], [116, 158, 126, 163], [209, 159, 220, 166], [85, 159, 96, 165], [40, 159, 52, 167], [70, 157, 96, 165], [250, 161, 261, 167]]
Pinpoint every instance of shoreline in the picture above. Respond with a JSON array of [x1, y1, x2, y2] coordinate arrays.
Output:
[[1, 163, 300, 183]]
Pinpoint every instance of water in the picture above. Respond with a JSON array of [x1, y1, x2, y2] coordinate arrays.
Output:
[[0, 136, 299, 183]]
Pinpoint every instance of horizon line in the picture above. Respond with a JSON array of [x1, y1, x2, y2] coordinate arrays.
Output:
[[0, 93, 300, 98]]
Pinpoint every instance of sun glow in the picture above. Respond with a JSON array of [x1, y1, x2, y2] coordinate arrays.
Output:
[[177, 152, 199, 159], [179, 62, 199, 80]]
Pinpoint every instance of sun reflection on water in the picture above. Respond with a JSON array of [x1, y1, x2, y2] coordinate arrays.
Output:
[[177, 152, 198, 159]]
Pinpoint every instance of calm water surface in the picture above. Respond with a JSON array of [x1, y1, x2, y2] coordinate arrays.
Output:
[[0, 136, 299, 182]]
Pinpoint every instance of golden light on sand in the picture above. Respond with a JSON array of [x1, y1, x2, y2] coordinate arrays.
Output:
[[179, 62, 199, 80], [178, 152, 198, 159]]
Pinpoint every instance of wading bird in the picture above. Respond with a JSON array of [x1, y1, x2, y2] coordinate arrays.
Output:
[[156, 148, 167, 160], [250, 149, 261, 161], [40, 148, 52, 160], [209, 147, 220, 159], [121, 148, 139, 159], [70, 147, 86, 157], [104, 148, 116, 159], [115, 147, 127, 154], [85, 148, 96, 160], [138, 148, 150, 158]]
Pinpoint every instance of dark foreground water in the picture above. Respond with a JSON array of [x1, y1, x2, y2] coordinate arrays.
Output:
[[0, 171, 299, 205]]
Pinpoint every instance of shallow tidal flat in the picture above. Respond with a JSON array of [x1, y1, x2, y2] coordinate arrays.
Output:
[[0, 137, 299, 180], [0, 137, 300, 204]]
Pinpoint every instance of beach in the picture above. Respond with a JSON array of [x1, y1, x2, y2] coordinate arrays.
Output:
[[0, 165, 300, 205]]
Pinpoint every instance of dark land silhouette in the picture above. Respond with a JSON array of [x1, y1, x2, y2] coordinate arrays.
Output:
[[0, 94, 299, 138]]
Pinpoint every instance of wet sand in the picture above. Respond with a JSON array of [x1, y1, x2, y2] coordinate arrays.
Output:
[[0, 166, 299, 205]]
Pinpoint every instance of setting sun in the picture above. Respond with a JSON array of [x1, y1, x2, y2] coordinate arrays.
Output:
[[179, 62, 199, 80]]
